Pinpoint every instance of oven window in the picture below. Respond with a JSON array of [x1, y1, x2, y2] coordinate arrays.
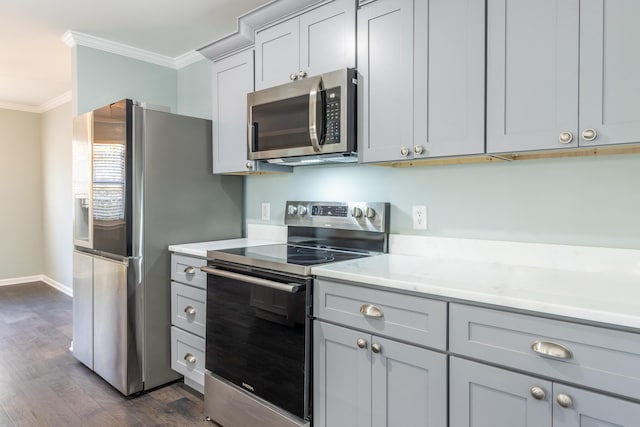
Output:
[[206, 273, 308, 419]]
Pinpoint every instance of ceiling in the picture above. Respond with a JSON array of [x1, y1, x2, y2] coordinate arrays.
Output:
[[0, 0, 270, 112]]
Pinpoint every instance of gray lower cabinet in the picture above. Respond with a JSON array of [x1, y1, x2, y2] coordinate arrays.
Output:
[[451, 357, 640, 427], [357, 0, 485, 163], [314, 320, 447, 427], [487, 0, 640, 153], [169, 253, 207, 393]]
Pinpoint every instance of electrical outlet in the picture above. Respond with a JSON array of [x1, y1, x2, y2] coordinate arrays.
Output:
[[412, 205, 427, 230], [261, 202, 271, 221]]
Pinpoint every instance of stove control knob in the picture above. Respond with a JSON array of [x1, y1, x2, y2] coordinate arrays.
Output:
[[351, 207, 363, 218], [287, 205, 298, 215], [365, 207, 376, 219], [297, 205, 308, 215]]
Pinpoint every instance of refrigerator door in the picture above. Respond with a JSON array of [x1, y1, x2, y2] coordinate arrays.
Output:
[[72, 112, 93, 249], [93, 255, 143, 395], [92, 99, 131, 257], [72, 251, 93, 368]]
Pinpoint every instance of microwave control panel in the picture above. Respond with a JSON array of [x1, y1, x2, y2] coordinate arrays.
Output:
[[324, 87, 341, 145]]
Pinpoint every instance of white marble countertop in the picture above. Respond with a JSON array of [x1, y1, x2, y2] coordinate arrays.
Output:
[[168, 238, 282, 258], [312, 253, 640, 330]]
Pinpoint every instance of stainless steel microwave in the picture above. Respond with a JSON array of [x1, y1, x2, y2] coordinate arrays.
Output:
[[247, 68, 356, 166]]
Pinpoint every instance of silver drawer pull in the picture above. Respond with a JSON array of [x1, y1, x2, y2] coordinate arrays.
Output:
[[184, 266, 196, 275], [184, 306, 196, 316], [531, 340, 573, 359], [530, 386, 546, 400], [360, 304, 384, 319], [556, 393, 573, 408], [184, 353, 196, 364]]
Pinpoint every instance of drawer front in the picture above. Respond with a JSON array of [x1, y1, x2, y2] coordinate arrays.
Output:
[[450, 303, 640, 400], [171, 254, 207, 289], [171, 282, 206, 337], [171, 327, 205, 386], [314, 279, 447, 350]]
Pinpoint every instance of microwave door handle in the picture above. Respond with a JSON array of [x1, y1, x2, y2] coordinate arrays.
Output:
[[248, 122, 258, 153], [309, 77, 324, 152]]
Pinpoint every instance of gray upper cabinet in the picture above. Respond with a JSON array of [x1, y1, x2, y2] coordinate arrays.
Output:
[[254, 0, 356, 91], [579, 0, 640, 147], [358, 0, 485, 163], [488, 0, 640, 153], [212, 49, 255, 174]]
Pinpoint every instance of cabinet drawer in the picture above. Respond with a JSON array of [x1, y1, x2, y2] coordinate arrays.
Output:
[[171, 282, 206, 338], [171, 254, 207, 289], [314, 279, 447, 350], [171, 327, 205, 387], [450, 303, 640, 400]]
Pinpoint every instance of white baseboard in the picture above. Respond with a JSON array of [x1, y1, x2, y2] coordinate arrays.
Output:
[[0, 275, 72, 297]]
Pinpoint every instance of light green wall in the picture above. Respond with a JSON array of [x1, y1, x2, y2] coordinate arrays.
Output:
[[245, 154, 640, 249], [0, 108, 44, 279], [74, 46, 178, 115], [177, 59, 212, 119]]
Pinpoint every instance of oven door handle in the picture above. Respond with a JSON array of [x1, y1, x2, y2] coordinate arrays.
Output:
[[200, 266, 305, 294]]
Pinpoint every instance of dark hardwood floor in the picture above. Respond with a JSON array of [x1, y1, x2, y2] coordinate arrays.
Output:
[[0, 282, 212, 427]]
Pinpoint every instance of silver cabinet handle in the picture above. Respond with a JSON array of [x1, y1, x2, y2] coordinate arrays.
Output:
[[414, 145, 424, 155], [400, 146, 410, 157], [308, 76, 324, 153], [290, 73, 297, 81], [357, 338, 367, 349], [360, 304, 384, 318], [531, 340, 573, 359], [530, 386, 546, 400], [184, 306, 196, 316], [298, 70, 307, 79], [245, 161, 253, 170], [559, 132, 574, 144], [184, 353, 196, 364], [582, 128, 597, 141], [184, 266, 196, 275], [556, 393, 573, 408], [371, 343, 382, 354]]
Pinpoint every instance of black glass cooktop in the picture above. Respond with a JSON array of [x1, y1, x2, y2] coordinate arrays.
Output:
[[209, 244, 373, 276]]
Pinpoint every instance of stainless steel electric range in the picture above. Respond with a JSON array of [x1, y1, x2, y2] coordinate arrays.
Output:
[[202, 201, 390, 427]]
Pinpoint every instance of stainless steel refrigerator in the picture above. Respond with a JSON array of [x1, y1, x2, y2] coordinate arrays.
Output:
[[71, 99, 243, 395]]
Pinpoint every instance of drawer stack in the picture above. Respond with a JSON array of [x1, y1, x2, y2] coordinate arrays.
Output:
[[170, 254, 208, 393]]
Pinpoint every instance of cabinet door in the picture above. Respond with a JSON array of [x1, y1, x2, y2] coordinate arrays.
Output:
[[212, 49, 255, 174], [450, 357, 552, 427], [72, 251, 93, 369], [552, 384, 640, 427], [487, 0, 579, 153], [371, 336, 447, 427], [299, 0, 356, 78], [579, 0, 640, 147], [358, 0, 414, 163], [413, 0, 485, 158], [314, 321, 371, 427], [255, 18, 300, 90]]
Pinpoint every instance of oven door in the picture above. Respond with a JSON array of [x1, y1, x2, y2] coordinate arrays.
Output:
[[203, 262, 312, 420]]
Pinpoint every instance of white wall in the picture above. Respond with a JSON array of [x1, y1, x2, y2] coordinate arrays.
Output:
[[41, 102, 73, 287], [0, 108, 44, 280]]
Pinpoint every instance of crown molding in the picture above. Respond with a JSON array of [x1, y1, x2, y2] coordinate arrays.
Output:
[[0, 91, 72, 114], [198, 0, 325, 61], [62, 30, 206, 69]]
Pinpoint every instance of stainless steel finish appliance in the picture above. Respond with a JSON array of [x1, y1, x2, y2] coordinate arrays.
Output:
[[203, 201, 389, 427], [247, 69, 357, 166], [71, 99, 243, 395]]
